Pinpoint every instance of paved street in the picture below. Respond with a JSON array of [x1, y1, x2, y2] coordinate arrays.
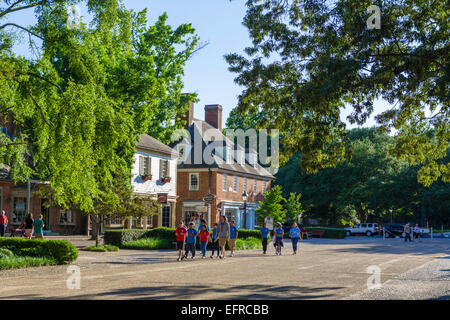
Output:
[[0, 237, 448, 300]]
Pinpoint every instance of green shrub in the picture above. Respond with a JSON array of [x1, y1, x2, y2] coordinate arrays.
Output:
[[237, 229, 262, 239], [0, 248, 13, 259], [0, 238, 78, 264], [0, 256, 56, 270], [83, 244, 119, 252], [122, 238, 172, 250], [104, 228, 177, 246], [234, 237, 262, 250]]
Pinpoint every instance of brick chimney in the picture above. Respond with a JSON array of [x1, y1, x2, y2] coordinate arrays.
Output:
[[204, 104, 222, 131], [179, 100, 194, 130]]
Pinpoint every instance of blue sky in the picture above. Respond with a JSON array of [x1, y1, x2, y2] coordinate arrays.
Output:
[[7, 0, 387, 128]]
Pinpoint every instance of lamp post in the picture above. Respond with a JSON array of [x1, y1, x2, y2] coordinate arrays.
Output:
[[242, 191, 248, 229]]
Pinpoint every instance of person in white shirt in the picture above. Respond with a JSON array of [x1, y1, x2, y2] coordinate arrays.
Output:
[[413, 224, 422, 242]]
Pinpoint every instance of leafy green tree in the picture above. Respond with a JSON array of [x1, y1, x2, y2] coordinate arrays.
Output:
[[226, 0, 449, 186], [285, 192, 303, 224], [255, 184, 286, 225], [0, 0, 199, 215]]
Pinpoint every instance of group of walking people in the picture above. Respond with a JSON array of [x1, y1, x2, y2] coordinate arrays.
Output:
[[0, 211, 45, 239], [403, 223, 423, 242], [175, 215, 303, 261]]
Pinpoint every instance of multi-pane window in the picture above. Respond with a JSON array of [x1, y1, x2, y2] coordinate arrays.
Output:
[[189, 173, 199, 191], [263, 181, 267, 194], [139, 156, 151, 176], [12, 197, 26, 224], [223, 174, 228, 191], [233, 176, 238, 192], [160, 159, 170, 178], [162, 205, 171, 227], [254, 179, 257, 195], [59, 209, 73, 224], [243, 178, 247, 193]]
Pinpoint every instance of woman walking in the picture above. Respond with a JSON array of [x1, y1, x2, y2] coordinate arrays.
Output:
[[274, 222, 284, 255], [24, 213, 34, 239], [289, 222, 302, 255]]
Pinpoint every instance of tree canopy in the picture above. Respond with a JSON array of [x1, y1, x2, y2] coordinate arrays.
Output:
[[0, 0, 198, 213], [226, 0, 449, 186]]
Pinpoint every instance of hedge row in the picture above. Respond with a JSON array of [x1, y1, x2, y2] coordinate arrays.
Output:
[[104, 228, 265, 247], [0, 238, 78, 264]]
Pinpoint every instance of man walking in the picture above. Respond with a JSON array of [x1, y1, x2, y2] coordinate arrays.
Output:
[[218, 215, 230, 259], [0, 210, 8, 237], [404, 223, 412, 243], [260, 222, 269, 254], [33, 214, 45, 239]]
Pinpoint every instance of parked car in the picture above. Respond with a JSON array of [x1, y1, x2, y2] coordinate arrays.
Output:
[[382, 224, 405, 238], [346, 223, 380, 236], [382, 224, 430, 238]]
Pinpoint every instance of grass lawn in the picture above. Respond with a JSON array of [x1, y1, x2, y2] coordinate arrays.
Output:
[[82, 245, 119, 252]]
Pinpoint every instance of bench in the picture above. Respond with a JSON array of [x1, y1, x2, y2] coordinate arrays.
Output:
[[310, 229, 326, 238]]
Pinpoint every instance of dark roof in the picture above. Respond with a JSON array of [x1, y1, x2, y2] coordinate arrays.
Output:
[[172, 119, 274, 180], [137, 134, 178, 158]]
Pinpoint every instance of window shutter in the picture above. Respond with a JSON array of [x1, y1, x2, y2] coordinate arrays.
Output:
[[139, 156, 144, 176], [146, 157, 151, 175], [166, 160, 170, 178], [160, 159, 164, 178]]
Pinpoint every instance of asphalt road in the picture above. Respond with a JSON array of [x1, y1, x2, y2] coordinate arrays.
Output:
[[0, 237, 448, 300]]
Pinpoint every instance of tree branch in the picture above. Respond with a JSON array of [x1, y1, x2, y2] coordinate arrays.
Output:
[[0, 23, 44, 40]]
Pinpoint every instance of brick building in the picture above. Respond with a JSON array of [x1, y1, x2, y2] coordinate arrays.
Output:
[[172, 103, 274, 229]]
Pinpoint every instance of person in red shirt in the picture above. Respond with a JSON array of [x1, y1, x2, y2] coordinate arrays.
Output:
[[175, 221, 188, 261], [0, 210, 8, 237], [199, 219, 210, 259]]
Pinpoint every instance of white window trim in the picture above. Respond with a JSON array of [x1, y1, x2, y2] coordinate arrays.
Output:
[[189, 173, 199, 191], [233, 176, 238, 192], [254, 179, 257, 194]]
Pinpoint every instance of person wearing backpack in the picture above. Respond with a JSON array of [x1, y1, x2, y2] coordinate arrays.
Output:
[[210, 223, 220, 258]]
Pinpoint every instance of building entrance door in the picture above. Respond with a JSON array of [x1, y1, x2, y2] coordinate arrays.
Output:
[[41, 200, 50, 231]]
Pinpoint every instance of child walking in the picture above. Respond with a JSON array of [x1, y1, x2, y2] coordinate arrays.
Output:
[[199, 219, 210, 258], [175, 221, 187, 261], [184, 222, 198, 259]]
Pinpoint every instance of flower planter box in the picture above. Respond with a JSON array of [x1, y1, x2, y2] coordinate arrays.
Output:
[[141, 175, 152, 181], [161, 177, 171, 184]]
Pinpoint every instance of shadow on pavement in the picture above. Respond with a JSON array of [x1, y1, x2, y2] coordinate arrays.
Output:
[[0, 284, 344, 300]]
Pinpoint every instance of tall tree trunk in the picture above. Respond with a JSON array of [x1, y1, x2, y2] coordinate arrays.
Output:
[[95, 214, 101, 247]]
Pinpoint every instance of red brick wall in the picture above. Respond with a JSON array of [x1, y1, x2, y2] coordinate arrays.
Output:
[[176, 171, 271, 227]]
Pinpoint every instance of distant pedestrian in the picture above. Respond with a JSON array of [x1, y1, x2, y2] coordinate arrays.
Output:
[[260, 223, 270, 254], [184, 222, 198, 259], [228, 221, 238, 257], [210, 223, 220, 258], [274, 222, 284, 255], [403, 223, 411, 242], [218, 215, 230, 259], [413, 224, 422, 242], [24, 213, 34, 239], [0, 210, 8, 237], [33, 215, 45, 239], [198, 219, 210, 259], [175, 221, 187, 261], [289, 222, 302, 255]]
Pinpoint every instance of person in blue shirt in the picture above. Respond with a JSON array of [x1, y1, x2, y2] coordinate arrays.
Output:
[[260, 223, 270, 254], [184, 222, 198, 259], [289, 222, 302, 255], [274, 222, 284, 255], [210, 223, 220, 259], [228, 221, 239, 257]]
